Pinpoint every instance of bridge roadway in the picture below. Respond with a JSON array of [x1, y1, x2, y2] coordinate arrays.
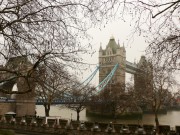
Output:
[[125, 60, 140, 74], [0, 99, 107, 105], [100, 61, 140, 74], [36, 99, 97, 105]]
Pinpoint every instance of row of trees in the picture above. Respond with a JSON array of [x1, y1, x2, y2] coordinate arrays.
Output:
[[134, 58, 179, 133], [0, 0, 120, 94], [100, 59, 179, 133], [124, 1, 180, 133]]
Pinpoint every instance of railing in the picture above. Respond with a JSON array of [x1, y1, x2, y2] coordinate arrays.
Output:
[[0, 99, 15, 103], [126, 60, 141, 74], [0, 115, 179, 135], [36, 99, 112, 105], [0, 99, 110, 105]]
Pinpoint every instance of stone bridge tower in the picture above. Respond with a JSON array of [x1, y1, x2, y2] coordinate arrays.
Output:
[[99, 36, 126, 94], [0, 56, 35, 116]]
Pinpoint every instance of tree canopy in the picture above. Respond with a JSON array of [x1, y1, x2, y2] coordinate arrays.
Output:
[[0, 0, 179, 95], [122, 0, 180, 70], [0, 0, 119, 94]]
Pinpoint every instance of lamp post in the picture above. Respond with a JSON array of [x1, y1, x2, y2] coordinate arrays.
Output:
[[71, 113, 72, 121]]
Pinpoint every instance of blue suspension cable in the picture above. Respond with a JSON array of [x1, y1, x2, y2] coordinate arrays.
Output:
[[78, 66, 99, 87], [95, 63, 119, 94], [64, 64, 119, 98], [64, 66, 99, 98]]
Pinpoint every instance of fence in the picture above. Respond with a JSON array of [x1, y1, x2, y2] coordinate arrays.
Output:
[[0, 115, 179, 135]]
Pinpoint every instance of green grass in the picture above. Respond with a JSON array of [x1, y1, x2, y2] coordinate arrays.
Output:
[[0, 130, 15, 135]]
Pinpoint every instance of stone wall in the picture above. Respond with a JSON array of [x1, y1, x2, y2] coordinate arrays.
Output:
[[0, 103, 16, 115], [15, 100, 36, 116]]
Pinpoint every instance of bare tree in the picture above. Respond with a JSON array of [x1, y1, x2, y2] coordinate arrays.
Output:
[[0, 0, 121, 94], [135, 58, 179, 134], [108, 83, 140, 119], [120, 0, 180, 70], [65, 81, 95, 121], [36, 63, 71, 117]]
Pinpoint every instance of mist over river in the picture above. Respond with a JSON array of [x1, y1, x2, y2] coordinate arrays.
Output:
[[36, 105, 180, 129]]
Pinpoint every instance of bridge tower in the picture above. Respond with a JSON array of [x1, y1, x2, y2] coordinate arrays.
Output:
[[0, 56, 35, 116], [134, 56, 153, 98], [99, 36, 126, 93]]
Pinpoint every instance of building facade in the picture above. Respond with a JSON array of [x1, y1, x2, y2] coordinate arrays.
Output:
[[99, 36, 126, 93]]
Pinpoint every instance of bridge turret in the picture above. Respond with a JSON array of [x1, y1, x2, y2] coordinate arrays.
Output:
[[122, 43, 126, 52], [116, 43, 126, 87], [99, 43, 103, 53], [99, 43, 103, 66], [105, 36, 118, 55], [116, 45, 121, 55]]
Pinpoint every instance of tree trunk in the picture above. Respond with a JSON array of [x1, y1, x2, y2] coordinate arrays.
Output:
[[44, 104, 50, 117], [155, 112, 160, 134], [77, 110, 80, 121], [112, 101, 116, 119]]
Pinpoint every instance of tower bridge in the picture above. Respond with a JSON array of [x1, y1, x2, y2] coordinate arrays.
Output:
[[86, 36, 150, 117], [99, 36, 147, 87], [0, 37, 149, 117]]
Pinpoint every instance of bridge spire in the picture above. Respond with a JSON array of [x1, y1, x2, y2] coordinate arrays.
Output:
[[117, 39, 120, 48], [110, 35, 114, 40], [122, 42, 126, 52], [99, 42, 102, 51]]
